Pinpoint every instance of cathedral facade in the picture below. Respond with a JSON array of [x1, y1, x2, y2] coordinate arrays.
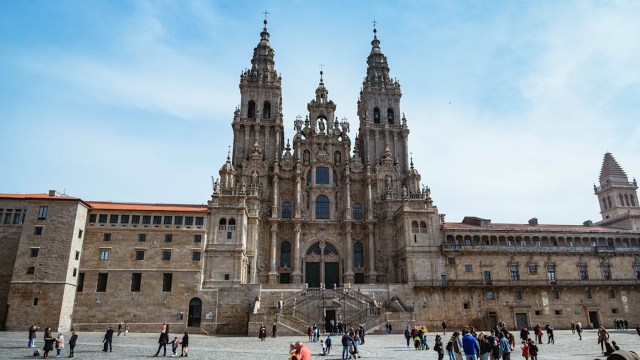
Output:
[[1, 22, 639, 335]]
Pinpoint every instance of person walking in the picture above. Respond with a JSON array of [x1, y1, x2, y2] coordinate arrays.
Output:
[[597, 326, 610, 354], [576, 322, 583, 340], [103, 326, 114, 352], [28, 325, 39, 348], [404, 326, 411, 347], [498, 332, 511, 360], [434, 334, 445, 360], [154, 330, 169, 357], [180, 331, 189, 357], [442, 320, 448, 335], [341, 332, 353, 360], [68, 332, 78, 358], [124, 323, 130, 336], [117, 321, 123, 336], [170, 337, 180, 357], [527, 339, 538, 360], [325, 335, 332, 355]]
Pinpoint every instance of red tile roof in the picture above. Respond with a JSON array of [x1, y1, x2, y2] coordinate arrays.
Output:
[[87, 201, 208, 213], [0, 193, 82, 201]]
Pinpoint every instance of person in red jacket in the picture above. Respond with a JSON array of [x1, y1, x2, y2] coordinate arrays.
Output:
[[294, 341, 312, 360]]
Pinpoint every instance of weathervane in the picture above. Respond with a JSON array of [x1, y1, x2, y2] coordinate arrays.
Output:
[[263, 10, 270, 21]]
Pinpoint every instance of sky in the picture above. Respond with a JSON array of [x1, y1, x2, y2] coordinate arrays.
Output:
[[1, 0, 639, 225]]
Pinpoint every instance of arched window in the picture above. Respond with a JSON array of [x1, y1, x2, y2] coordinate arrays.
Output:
[[420, 221, 427, 233], [353, 203, 363, 220], [625, 194, 630, 206], [602, 198, 607, 210], [631, 195, 636, 207], [263, 101, 271, 119], [411, 221, 419, 233], [316, 167, 329, 184], [607, 196, 612, 209], [619, 194, 624, 206], [316, 195, 330, 219], [354, 242, 364, 268], [373, 107, 381, 124], [306, 171, 311, 187], [248, 100, 256, 119], [387, 108, 395, 124], [228, 218, 236, 230], [280, 241, 291, 267], [324, 244, 337, 255], [333, 171, 337, 186], [282, 201, 292, 219], [307, 243, 321, 255], [218, 218, 227, 230]]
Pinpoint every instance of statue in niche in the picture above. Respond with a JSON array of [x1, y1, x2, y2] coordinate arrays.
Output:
[[251, 171, 258, 185], [318, 118, 326, 133], [334, 151, 341, 164], [402, 185, 408, 197], [386, 175, 392, 190]]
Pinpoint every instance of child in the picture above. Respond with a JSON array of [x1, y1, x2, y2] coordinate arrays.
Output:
[[320, 339, 326, 356], [414, 335, 421, 350], [171, 337, 180, 357], [422, 334, 429, 350], [521, 340, 530, 360], [325, 335, 332, 355]]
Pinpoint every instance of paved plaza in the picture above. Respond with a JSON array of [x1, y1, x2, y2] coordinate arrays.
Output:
[[1, 329, 639, 360]]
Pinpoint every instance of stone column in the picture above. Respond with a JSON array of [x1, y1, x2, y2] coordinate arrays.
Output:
[[249, 218, 259, 284], [344, 225, 354, 284], [268, 222, 278, 284], [292, 221, 303, 284], [367, 222, 377, 284]]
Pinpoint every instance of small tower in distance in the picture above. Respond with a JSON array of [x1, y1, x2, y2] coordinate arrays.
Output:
[[594, 152, 640, 230]]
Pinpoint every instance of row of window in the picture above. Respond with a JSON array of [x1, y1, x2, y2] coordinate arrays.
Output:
[[450, 237, 633, 248], [277, 241, 364, 268], [482, 288, 617, 301], [601, 193, 636, 210], [78, 272, 175, 293], [372, 107, 395, 124], [98, 249, 201, 262], [246, 100, 271, 120], [102, 233, 202, 243], [0, 208, 25, 225], [89, 214, 204, 226], [456, 261, 640, 281]]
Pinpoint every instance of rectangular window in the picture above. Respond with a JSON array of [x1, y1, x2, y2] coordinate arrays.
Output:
[[447, 257, 456, 265], [515, 291, 523, 300], [131, 273, 141, 292], [37, 206, 48, 220], [194, 234, 202, 243], [33, 297, 39, 306], [72, 268, 77, 277], [579, 264, 589, 280], [78, 229, 83, 238], [174, 216, 183, 225], [138, 233, 146, 242], [612, 308, 619, 314], [547, 264, 557, 283], [554, 310, 562, 315], [224, 274, 230, 280], [103, 233, 111, 241], [77, 272, 85, 292], [96, 273, 108, 292], [487, 291, 495, 300], [99, 250, 110, 260], [34, 226, 43, 235], [586, 289, 593, 299], [165, 234, 173, 242], [602, 265, 612, 280], [464, 264, 473, 272], [195, 217, 204, 226], [510, 265, 520, 280], [164, 216, 172, 225], [13, 212, 22, 224], [26, 266, 35, 274], [608, 289, 616, 299], [552, 289, 560, 299], [89, 214, 97, 223], [162, 273, 173, 292], [75, 251, 80, 260], [227, 231, 232, 240], [636, 265, 640, 280], [98, 214, 108, 224], [506, 239, 514, 246], [162, 250, 171, 261], [131, 215, 140, 224], [192, 251, 201, 261], [529, 264, 538, 273], [185, 217, 194, 226], [153, 216, 162, 225], [30, 248, 39, 257], [109, 214, 118, 224], [142, 215, 151, 224], [3, 211, 11, 224], [135, 250, 145, 261], [316, 167, 330, 184], [120, 215, 129, 224]]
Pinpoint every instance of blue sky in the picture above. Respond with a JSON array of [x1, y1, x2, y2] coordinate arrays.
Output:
[[1, 0, 639, 225]]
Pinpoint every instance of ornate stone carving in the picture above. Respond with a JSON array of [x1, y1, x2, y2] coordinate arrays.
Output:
[[257, 245, 268, 273]]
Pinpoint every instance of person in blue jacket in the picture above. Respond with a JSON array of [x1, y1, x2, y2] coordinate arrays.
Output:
[[461, 329, 480, 360]]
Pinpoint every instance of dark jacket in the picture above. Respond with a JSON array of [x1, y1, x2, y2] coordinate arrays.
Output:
[[69, 334, 78, 348], [158, 332, 169, 344]]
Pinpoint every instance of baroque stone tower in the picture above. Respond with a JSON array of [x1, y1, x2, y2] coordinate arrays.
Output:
[[594, 152, 640, 230]]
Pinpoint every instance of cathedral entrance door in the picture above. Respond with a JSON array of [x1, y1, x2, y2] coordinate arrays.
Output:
[[187, 298, 202, 327], [305, 262, 321, 288], [324, 262, 339, 289], [304, 242, 340, 288]]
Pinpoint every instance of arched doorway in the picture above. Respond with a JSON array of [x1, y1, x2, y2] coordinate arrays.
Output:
[[304, 241, 340, 289], [187, 298, 202, 327]]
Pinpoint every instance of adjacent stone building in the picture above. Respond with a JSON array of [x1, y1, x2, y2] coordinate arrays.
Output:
[[1, 22, 639, 334]]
